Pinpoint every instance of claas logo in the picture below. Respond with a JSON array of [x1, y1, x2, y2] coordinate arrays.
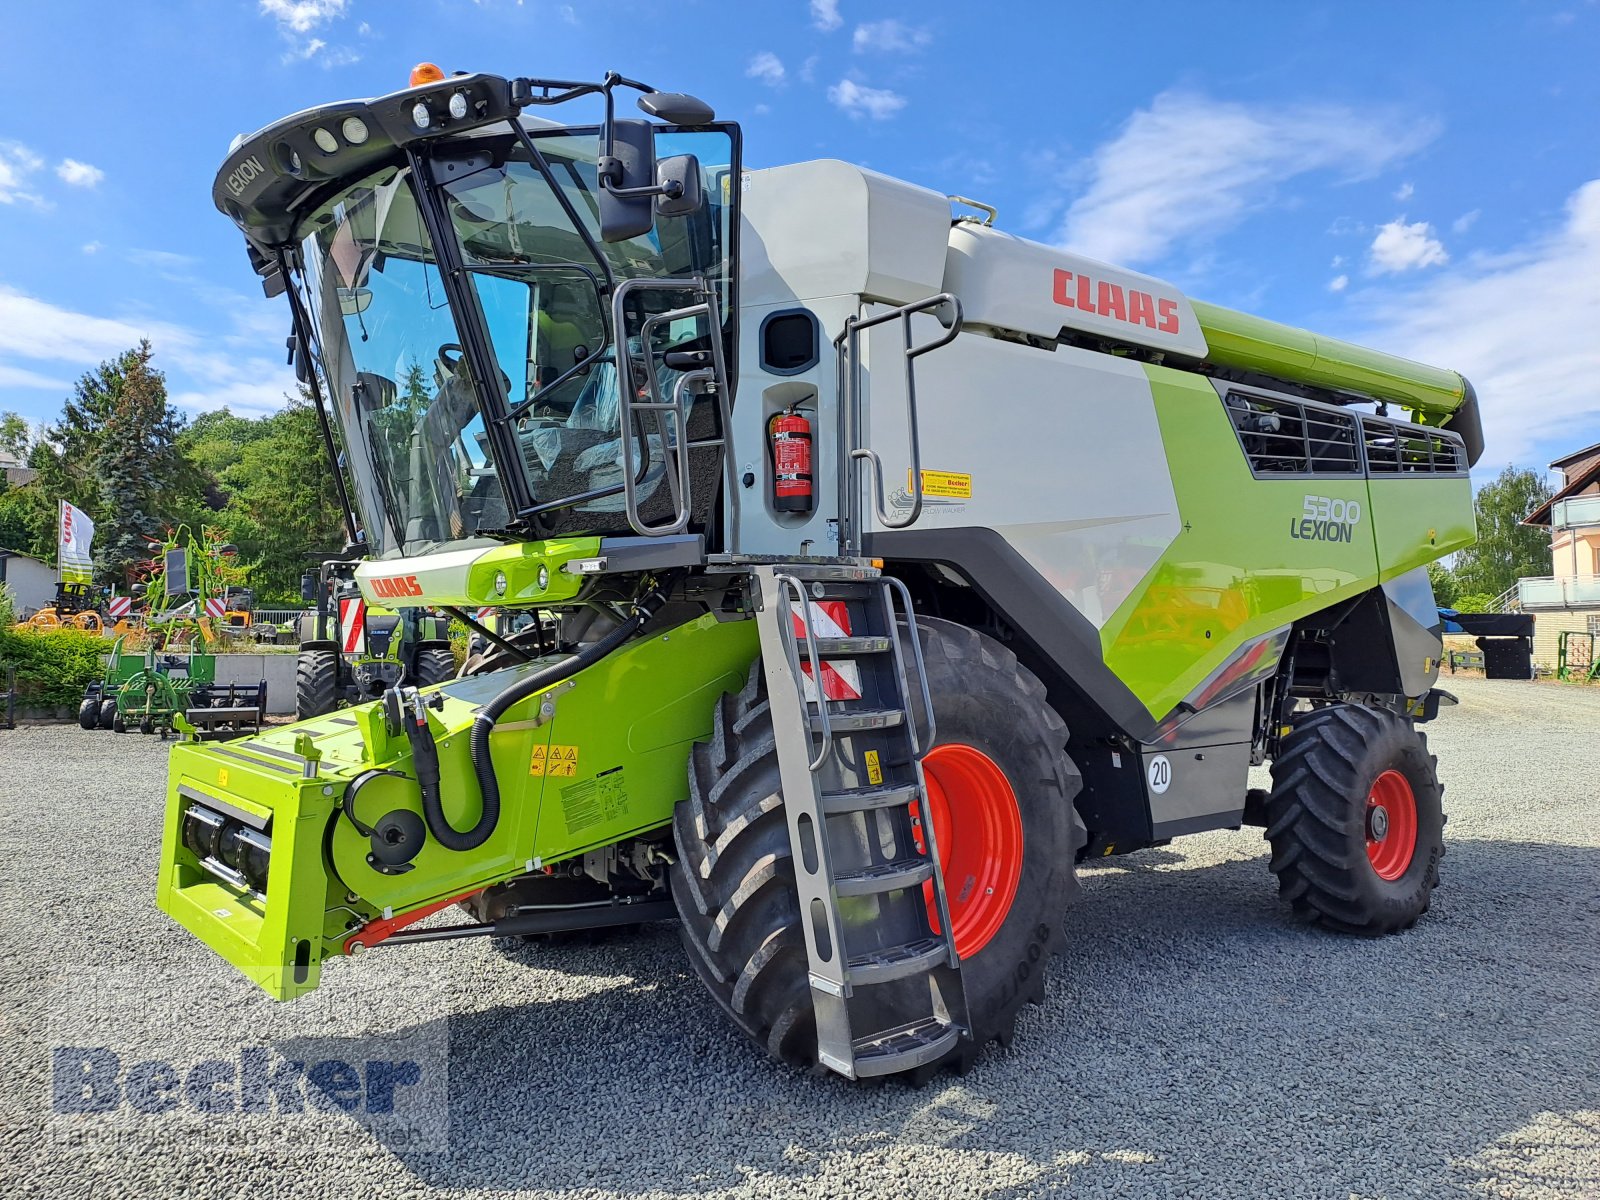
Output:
[[1052, 268, 1180, 334], [369, 574, 424, 599]]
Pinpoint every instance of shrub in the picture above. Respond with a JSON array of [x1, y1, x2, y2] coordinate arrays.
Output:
[[1451, 593, 1496, 614], [0, 627, 107, 707], [0, 582, 14, 629]]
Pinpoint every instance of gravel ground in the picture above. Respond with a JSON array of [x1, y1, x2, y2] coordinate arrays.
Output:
[[1, 676, 1597, 1199]]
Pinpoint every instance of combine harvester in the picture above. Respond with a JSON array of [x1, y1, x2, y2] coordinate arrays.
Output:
[[158, 64, 1481, 1080]]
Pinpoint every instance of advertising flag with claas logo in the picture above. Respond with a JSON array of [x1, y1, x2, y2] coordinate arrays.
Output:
[[58, 501, 95, 584]]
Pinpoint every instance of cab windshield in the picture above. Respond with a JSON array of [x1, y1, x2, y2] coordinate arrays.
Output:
[[292, 124, 735, 555]]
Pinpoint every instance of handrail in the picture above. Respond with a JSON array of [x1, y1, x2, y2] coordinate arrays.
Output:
[[833, 293, 963, 550], [773, 572, 835, 771], [608, 276, 739, 544]]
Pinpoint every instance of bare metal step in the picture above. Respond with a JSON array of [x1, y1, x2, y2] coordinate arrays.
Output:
[[809, 706, 905, 733], [820, 781, 921, 815], [846, 937, 949, 985], [834, 857, 935, 897], [852, 1017, 964, 1078], [798, 635, 893, 656]]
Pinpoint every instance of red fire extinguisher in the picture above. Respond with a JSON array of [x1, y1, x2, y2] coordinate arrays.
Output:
[[769, 407, 813, 512]]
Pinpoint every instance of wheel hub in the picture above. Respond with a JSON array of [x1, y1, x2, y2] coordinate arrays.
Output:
[[916, 743, 1025, 959], [1365, 769, 1418, 881]]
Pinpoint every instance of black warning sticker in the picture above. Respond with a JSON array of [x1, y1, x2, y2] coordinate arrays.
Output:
[[560, 767, 629, 836]]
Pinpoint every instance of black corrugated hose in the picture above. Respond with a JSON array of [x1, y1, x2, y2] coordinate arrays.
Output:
[[421, 588, 666, 853]]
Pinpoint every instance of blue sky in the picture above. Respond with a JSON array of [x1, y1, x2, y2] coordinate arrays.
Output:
[[2, 1, 1597, 477]]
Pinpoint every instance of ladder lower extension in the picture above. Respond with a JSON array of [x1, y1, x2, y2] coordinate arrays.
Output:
[[750, 563, 968, 1079]]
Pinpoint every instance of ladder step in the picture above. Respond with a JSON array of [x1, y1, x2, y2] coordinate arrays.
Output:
[[846, 937, 950, 985], [798, 635, 893, 656], [852, 1017, 964, 1079], [820, 781, 921, 815], [835, 857, 935, 897], [809, 706, 904, 733]]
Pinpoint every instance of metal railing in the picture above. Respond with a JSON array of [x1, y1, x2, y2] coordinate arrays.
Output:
[[833, 294, 963, 555], [1515, 575, 1600, 610]]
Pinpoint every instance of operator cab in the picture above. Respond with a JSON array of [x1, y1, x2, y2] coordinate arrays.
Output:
[[215, 68, 741, 557]]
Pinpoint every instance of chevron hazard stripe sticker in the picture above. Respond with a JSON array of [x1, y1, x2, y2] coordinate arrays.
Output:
[[793, 600, 862, 702], [339, 597, 366, 654]]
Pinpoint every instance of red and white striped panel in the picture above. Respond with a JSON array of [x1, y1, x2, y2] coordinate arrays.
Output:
[[338, 597, 366, 654], [108, 595, 131, 618], [204, 597, 226, 621], [793, 600, 862, 702], [474, 606, 496, 626]]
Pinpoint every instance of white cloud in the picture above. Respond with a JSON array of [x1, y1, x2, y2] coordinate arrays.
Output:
[[1351, 179, 1600, 467], [0, 285, 297, 417], [55, 159, 104, 188], [1330, 254, 1345, 268], [799, 55, 820, 83], [1328, 274, 1349, 292], [1368, 217, 1449, 274], [810, 0, 841, 32], [1056, 90, 1437, 268], [1452, 208, 1481, 234], [0, 142, 45, 207], [852, 19, 931, 53], [558, 4, 577, 23], [81, 241, 102, 255], [827, 79, 907, 120], [0, 363, 71, 391], [1394, 181, 1414, 201], [746, 52, 786, 87], [258, 0, 347, 33]]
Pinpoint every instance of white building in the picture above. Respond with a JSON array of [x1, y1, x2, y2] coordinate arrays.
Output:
[[0, 550, 54, 616]]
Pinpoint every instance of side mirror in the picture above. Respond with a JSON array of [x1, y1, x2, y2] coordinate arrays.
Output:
[[655, 154, 703, 218], [597, 118, 657, 243], [338, 287, 374, 316], [286, 333, 313, 385], [300, 571, 319, 603]]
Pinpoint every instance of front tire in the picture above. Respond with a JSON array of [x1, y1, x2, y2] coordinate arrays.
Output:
[[77, 698, 99, 730], [670, 618, 1084, 1078], [295, 650, 341, 720], [410, 646, 457, 688], [1264, 703, 1444, 935]]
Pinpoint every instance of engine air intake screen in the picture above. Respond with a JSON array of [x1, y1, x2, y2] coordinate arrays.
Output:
[[1224, 392, 1360, 477], [1361, 418, 1467, 475]]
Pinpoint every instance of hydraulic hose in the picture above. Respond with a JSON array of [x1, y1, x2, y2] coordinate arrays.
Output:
[[450, 589, 666, 853]]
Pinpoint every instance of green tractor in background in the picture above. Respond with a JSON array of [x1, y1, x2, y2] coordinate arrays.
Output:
[[293, 558, 455, 718]]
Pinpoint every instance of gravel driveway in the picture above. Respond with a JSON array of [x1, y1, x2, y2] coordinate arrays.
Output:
[[2, 675, 1596, 1199]]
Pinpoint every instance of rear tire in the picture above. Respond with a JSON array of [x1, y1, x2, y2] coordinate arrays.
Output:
[[1264, 703, 1444, 935], [670, 618, 1084, 1078], [97, 700, 117, 730], [77, 698, 99, 730], [410, 646, 457, 688], [295, 650, 341, 720]]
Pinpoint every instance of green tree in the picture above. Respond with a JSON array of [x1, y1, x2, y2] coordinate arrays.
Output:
[[1450, 465, 1555, 598], [0, 411, 30, 460], [1427, 560, 1459, 608], [52, 342, 201, 584]]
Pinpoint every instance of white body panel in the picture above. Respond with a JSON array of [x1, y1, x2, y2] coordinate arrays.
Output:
[[861, 324, 1182, 628], [945, 225, 1208, 359], [739, 161, 951, 308]]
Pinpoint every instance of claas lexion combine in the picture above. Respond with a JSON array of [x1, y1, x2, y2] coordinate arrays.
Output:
[[158, 63, 1482, 1081]]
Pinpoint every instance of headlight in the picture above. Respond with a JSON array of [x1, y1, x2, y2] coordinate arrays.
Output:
[[448, 91, 470, 120], [412, 101, 433, 130], [341, 116, 370, 145], [312, 127, 338, 154]]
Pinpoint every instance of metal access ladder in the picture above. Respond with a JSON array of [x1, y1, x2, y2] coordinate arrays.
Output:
[[750, 562, 969, 1079]]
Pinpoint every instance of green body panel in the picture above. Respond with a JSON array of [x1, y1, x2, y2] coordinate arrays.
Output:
[[356, 537, 602, 610], [1367, 475, 1476, 584], [1192, 300, 1467, 418], [1098, 365, 1468, 721], [156, 609, 759, 1000]]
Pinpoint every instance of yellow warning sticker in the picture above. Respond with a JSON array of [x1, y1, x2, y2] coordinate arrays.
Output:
[[864, 749, 883, 786], [217, 769, 229, 787], [907, 469, 972, 499], [530, 744, 580, 778]]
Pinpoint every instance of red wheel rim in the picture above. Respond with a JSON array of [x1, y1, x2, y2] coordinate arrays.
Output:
[[1365, 769, 1418, 881], [915, 743, 1025, 958]]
